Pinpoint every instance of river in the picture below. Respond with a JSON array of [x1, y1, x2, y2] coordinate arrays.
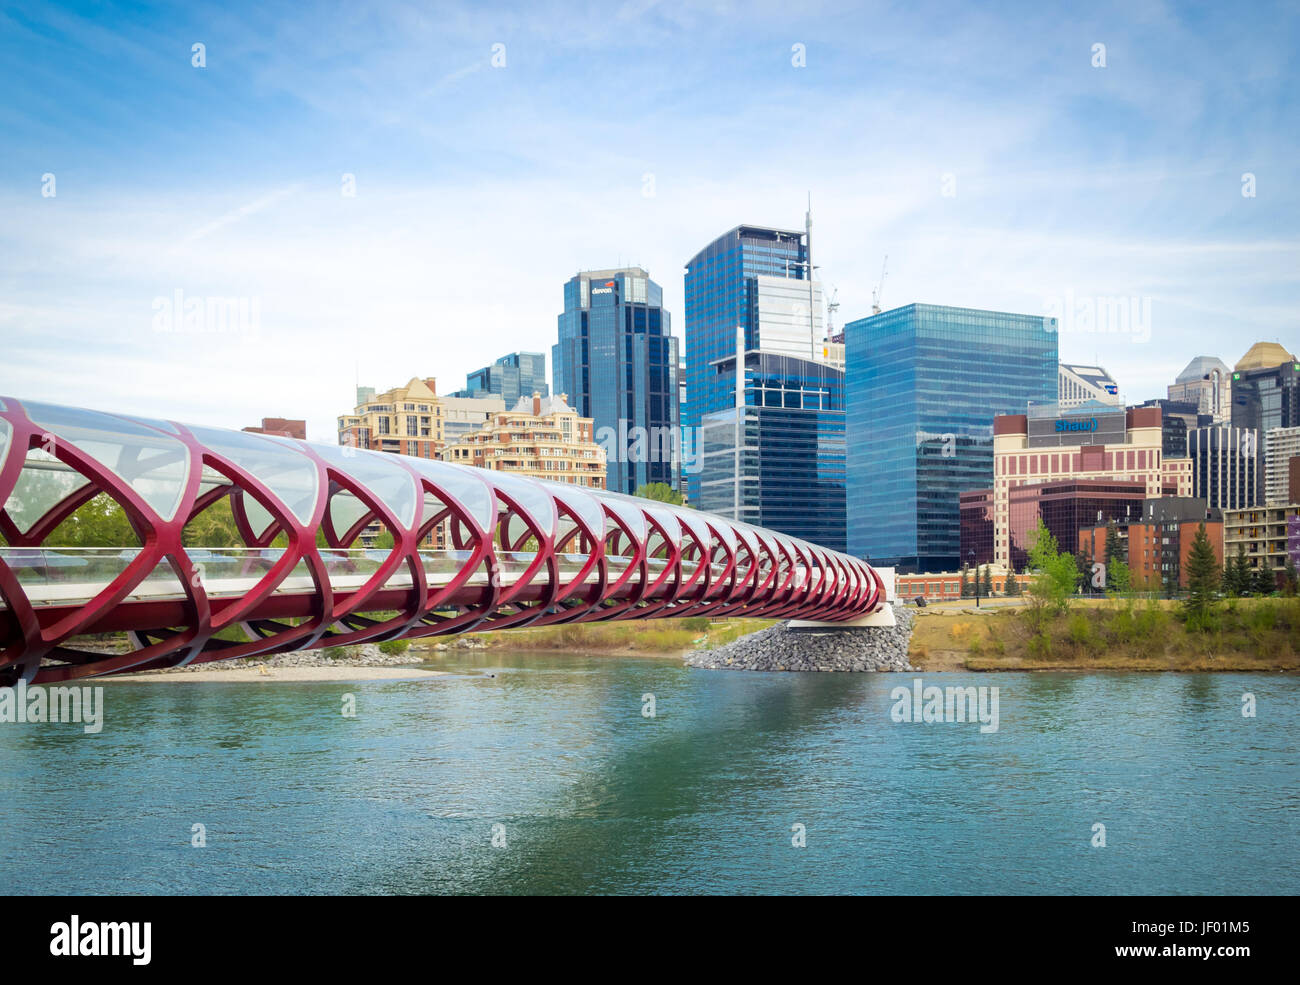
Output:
[[1, 652, 1296, 895]]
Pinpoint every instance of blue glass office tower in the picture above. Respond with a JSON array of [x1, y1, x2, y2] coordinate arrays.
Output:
[[699, 352, 846, 552], [554, 268, 680, 495], [845, 303, 1058, 571], [683, 225, 813, 505], [453, 352, 548, 406]]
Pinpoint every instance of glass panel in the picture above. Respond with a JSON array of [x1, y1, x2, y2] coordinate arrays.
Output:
[[312, 443, 417, 528], [23, 401, 191, 521], [406, 458, 495, 530], [187, 426, 320, 524], [328, 490, 371, 538], [486, 472, 556, 537], [5, 451, 91, 535]]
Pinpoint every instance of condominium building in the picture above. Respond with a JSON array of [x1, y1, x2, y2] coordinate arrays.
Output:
[[337, 377, 444, 458], [439, 392, 606, 489], [441, 394, 507, 447], [1223, 502, 1300, 588], [1079, 498, 1223, 591]]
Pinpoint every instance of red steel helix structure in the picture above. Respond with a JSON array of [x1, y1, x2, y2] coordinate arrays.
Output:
[[0, 396, 885, 683]]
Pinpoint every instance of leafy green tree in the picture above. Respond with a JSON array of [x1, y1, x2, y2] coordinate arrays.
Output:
[[1183, 522, 1220, 622], [1108, 558, 1132, 595], [42, 494, 137, 548], [633, 482, 685, 506], [1027, 518, 1077, 615]]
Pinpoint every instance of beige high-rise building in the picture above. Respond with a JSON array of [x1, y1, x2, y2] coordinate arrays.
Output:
[[337, 377, 444, 459], [440, 392, 606, 489]]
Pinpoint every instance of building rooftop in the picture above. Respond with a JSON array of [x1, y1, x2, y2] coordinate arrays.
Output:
[[1175, 355, 1230, 383], [1235, 342, 1297, 372]]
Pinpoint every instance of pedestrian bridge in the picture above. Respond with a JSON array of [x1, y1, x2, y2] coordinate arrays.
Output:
[[0, 396, 885, 683]]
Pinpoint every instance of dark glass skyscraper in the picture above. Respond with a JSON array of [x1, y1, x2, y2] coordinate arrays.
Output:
[[554, 268, 680, 495], [845, 303, 1058, 571], [683, 225, 816, 505], [698, 351, 846, 551], [453, 352, 548, 406]]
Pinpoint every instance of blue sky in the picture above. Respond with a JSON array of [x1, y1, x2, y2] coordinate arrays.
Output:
[[1, 0, 1297, 439]]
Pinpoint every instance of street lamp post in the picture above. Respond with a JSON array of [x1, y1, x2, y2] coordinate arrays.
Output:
[[970, 549, 980, 609]]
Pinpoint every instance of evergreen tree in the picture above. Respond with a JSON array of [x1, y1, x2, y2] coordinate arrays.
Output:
[[1104, 522, 1121, 567], [1283, 556, 1299, 597], [982, 565, 994, 598], [959, 565, 970, 598], [1005, 566, 1020, 596], [1183, 522, 1220, 619], [1254, 564, 1276, 596]]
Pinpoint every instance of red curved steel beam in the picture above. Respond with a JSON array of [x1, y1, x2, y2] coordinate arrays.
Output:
[[0, 396, 886, 682]]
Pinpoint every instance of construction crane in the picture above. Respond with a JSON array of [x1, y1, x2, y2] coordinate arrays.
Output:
[[871, 255, 889, 315], [826, 285, 840, 342]]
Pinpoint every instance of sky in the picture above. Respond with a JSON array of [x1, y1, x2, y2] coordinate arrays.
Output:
[[1, 0, 1298, 441]]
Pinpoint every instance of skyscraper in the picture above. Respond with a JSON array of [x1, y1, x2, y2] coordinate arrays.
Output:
[[453, 352, 548, 407], [844, 303, 1058, 571], [698, 351, 846, 551], [554, 268, 680, 495], [683, 224, 823, 506], [1230, 341, 1300, 504]]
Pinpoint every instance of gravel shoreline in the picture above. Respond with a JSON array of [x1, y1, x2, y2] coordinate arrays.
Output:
[[685, 605, 916, 672]]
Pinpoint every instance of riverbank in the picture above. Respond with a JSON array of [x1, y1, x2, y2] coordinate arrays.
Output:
[[908, 596, 1300, 672], [107, 665, 446, 682]]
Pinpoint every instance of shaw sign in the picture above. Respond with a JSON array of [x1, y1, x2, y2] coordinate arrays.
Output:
[[1055, 417, 1099, 433]]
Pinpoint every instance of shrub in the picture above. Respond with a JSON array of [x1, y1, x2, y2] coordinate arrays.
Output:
[[377, 639, 410, 656], [1066, 612, 1093, 647]]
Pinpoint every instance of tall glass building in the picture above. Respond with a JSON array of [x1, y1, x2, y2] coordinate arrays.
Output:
[[683, 225, 822, 505], [453, 352, 548, 406], [554, 267, 680, 495], [845, 303, 1058, 571], [699, 352, 846, 551]]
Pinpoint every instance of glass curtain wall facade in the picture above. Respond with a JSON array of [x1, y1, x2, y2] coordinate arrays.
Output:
[[454, 352, 548, 406], [683, 226, 809, 504], [698, 352, 846, 551], [845, 304, 1058, 571], [554, 268, 680, 495]]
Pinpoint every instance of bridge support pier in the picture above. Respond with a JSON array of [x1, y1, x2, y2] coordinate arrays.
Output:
[[788, 605, 896, 629]]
